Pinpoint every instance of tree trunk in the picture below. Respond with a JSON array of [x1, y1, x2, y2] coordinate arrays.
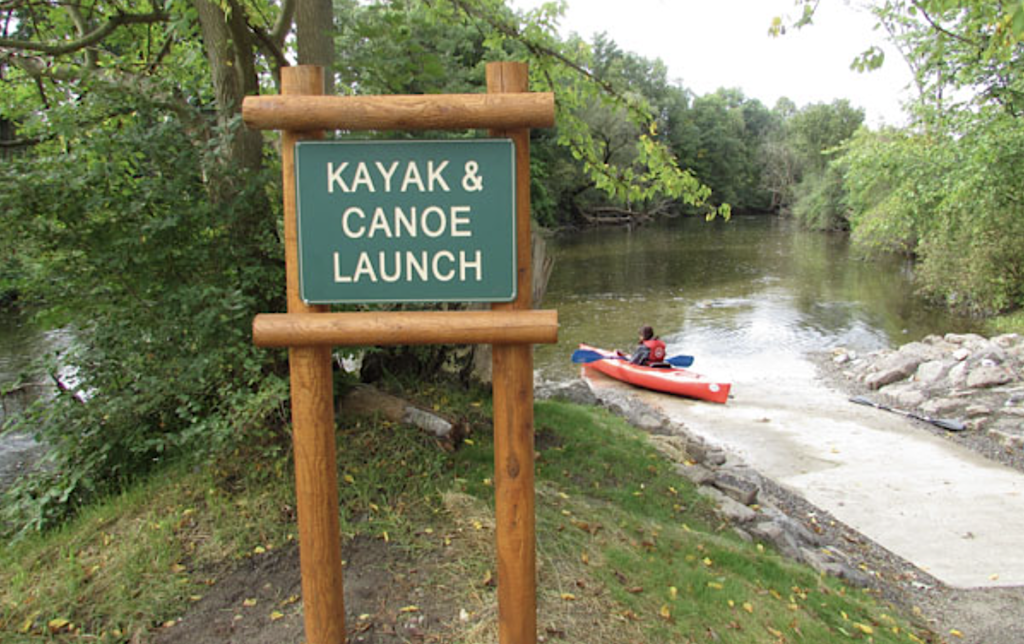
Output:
[[194, 0, 263, 177], [295, 0, 336, 95]]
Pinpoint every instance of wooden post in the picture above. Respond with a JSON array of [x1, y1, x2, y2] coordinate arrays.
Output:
[[281, 65, 346, 644], [487, 61, 537, 644], [246, 63, 554, 644]]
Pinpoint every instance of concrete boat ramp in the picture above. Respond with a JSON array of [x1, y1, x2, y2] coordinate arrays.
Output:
[[585, 350, 1024, 590]]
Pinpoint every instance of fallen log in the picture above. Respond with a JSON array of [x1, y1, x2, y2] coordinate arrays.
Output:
[[339, 384, 465, 446]]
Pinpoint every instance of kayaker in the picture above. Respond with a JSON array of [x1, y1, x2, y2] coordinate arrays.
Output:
[[629, 325, 667, 366]]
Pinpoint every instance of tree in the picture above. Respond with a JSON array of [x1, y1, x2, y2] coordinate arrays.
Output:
[[776, 1, 1024, 312], [0, 0, 723, 534], [786, 100, 864, 229]]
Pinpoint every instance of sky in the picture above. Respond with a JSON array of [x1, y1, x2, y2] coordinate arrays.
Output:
[[510, 0, 915, 127]]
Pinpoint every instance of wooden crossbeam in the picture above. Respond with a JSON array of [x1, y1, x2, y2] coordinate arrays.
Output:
[[253, 309, 558, 347], [242, 93, 555, 132]]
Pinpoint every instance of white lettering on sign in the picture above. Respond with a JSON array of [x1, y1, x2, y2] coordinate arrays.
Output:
[[327, 160, 451, 193], [333, 250, 483, 283], [340, 206, 471, 239]]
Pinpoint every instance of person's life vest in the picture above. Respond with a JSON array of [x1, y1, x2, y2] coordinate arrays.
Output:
[[642, 338, 666, 364]]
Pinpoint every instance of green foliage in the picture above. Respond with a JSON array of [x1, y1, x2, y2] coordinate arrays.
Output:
[[0, 100, 289, 535], [791, 164, 850, 231], [843, 115, 1024, 313], [784, 100, 864, 230], [679, 89, 775, 212]]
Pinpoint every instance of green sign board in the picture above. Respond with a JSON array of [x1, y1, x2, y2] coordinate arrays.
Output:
[[295, 139, 516, 304]]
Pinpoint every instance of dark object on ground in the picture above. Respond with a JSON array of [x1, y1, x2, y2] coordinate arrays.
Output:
[[849, 395, 967, 432]]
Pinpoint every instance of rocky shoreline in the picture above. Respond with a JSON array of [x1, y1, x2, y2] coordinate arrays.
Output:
[[539, 334, 1024, 644], [829, 332, 1024, 475]]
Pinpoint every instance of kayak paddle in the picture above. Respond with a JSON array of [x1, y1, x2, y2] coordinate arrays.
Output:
[[571, 348, 694, 368], [849, 395, 967, 432]]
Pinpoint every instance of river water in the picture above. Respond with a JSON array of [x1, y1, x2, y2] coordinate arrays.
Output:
[[1, 216, 979, 414], [534, 215, 980, 382], [535, 216, 1024, 591]]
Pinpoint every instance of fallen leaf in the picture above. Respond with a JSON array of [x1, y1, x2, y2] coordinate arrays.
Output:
[[243, 598, 257, 607], [560, 593, 576, 601], [399, 605, 420, 613], [659, 604, 672, 620], [950, 629, 964, 638], [854, 623, 874, 635], [707, 582, 724, 590], [269, 611, 285, 622], [743, 602, 754, 614], [47, 618, 70, 633], [343, 474, 355, 484]]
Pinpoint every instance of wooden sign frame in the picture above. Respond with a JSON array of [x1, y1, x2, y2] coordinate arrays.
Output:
[[243, 63, 556, 644]]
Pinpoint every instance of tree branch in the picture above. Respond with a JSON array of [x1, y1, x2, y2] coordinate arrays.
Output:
[[446, 0, 653, 126], [0, 10, 169, 56], [910, 0, 979, 48]]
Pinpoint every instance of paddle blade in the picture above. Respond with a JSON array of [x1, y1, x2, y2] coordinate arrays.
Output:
[[932, 417, 967, 432], [571, 349, 609, 364], [665, 355, 694, 368]]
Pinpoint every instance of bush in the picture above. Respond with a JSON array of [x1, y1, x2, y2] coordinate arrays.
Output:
[[0, 101, 289, 537]]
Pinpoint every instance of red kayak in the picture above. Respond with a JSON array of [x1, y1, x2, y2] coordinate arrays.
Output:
[[577, 344, 731, 404]]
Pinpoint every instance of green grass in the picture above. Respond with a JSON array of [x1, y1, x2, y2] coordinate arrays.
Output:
[[2, 386, 935, 643], [446, 400, 925, 642], [0, 460, 298, 641], [985, 309, 1024, 336]]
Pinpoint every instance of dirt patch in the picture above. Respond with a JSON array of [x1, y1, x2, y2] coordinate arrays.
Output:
[[154, 535, 461, 644]]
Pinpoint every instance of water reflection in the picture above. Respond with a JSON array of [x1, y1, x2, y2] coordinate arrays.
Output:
[[0, 308, 71, 424], [536, 216, 980, 382]]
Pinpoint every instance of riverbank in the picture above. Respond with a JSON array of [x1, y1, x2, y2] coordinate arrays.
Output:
[[824, 332, 1024, 473], [578, 331, 1024, 644], [808, 339, 1024, 644], [1, 385, 933, 643]]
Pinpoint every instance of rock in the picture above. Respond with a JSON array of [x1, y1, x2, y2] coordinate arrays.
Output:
[[865, 353, 925, 389], [683, 439, 709, 464], [888, 387, 927, 409], [965, 404, 993, 418], [648, 435, 691, 464], [966, 364, 1015, 389], [948, 361, 970, 387], [987, 419, 1024, 449], [920, 397, 962, 417], [799, 547, 873, 587], [536, 379, 598, 405], [945, 332, 986, 346], [712, 472, 759, 506], [675, 462, 715, 486], [914, 360, 950, 385], [992, 333, 1021, 348], [704, 448, 728, 467], [697, 487, 757, 524], [748, 521, 804, 560]]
